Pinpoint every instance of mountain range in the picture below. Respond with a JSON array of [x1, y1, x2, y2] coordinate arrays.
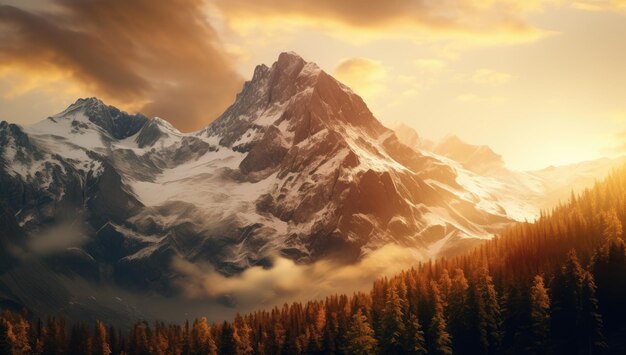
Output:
[[0, 52, 623, 324]]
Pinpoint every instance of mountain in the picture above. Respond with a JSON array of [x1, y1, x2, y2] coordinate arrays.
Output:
[[530, 156, 626, 208], [0, 52, 622, 323], [392, 124, 626, 220], [433, 135, 506, 174], [390, 122, 434, 151]]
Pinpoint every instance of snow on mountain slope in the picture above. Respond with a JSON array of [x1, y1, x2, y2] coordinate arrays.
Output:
[[417, 151, 535, 221], [529, 156, 626, 209], [1, 52, 623, 305], [118, 52, 513, 275], [392, 124, 626, 222]]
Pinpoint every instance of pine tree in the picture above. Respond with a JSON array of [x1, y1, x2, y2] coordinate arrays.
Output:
[[0, 318, 13, 355], [371, 279, 388, 341], [233, 314, 253, 355], [130, 322, 150, 355], [182, 320, 191, 355], [528, 275, 550, 355], [93, 321, 111, 355], [43, 317, 66, 355], [382, 283, 405, 354], [501, 284, 530, 354], [308, 306, 325, 352], [448, 268, 471, 354], [396, 278, 410, 317], [342, 309, 378, 355], [68, 323, 91, 355], [428, 282, 453, 355], [117, 328, 127, 355], [191, 317, 217, 355], [580, 272, 607, 354], [551, 249, 585, 355], [2, 313, 31, 355], [220, 322, 236, 355], [107, 325, 119, 355], [602, 209, 623, 241], [590, 238, 626, 330], [471, 265, 502, 355], [152, 324, 169, 355], [406, 313, 427, 355], [32, 318, 45, 355], [438, 269, 452, 308], [322, 311, 337, 354]]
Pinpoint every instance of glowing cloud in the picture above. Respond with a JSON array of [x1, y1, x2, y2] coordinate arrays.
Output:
[[334, 58, 388, 101], [573, 0, 626, 11], [0, 0, 243, 131], [212, 0, 551, 45], [173, 244, 425, 306]]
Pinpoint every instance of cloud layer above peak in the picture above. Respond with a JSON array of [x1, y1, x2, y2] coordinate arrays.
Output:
[[0, 0, 243, 131]]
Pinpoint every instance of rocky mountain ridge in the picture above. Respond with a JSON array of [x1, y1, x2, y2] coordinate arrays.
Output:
[[0, 52, 623, 323]]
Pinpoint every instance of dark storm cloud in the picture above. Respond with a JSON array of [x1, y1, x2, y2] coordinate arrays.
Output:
[[0, 0, 243, 130]]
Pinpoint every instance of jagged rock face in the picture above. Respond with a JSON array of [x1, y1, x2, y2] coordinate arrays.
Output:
[[194, 52, 509, 265], [0, 122, 88, 228], [0, 52, 571, 300], [0, 118, 142, 233], [67, 97, 149, 140]]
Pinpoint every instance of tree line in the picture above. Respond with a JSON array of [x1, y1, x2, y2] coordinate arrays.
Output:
[[2, 167, 626, 354]]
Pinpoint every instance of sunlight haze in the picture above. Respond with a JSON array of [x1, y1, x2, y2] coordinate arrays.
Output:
[[1, 0, 625, 170]]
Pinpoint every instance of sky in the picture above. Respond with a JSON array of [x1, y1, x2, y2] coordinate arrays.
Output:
[[0, 0, 625, 170]]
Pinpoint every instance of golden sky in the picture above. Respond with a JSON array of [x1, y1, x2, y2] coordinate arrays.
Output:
[[0, 0, 625, 170]]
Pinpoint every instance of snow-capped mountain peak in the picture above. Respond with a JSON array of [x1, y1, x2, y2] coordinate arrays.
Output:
[[53, 97, 149, 140], [2, 51, 623, 305], [0, 53, 521, 279], [151, 117, 178, 132], [133, 116, 183, 148], [198, 52, 325, 150]]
